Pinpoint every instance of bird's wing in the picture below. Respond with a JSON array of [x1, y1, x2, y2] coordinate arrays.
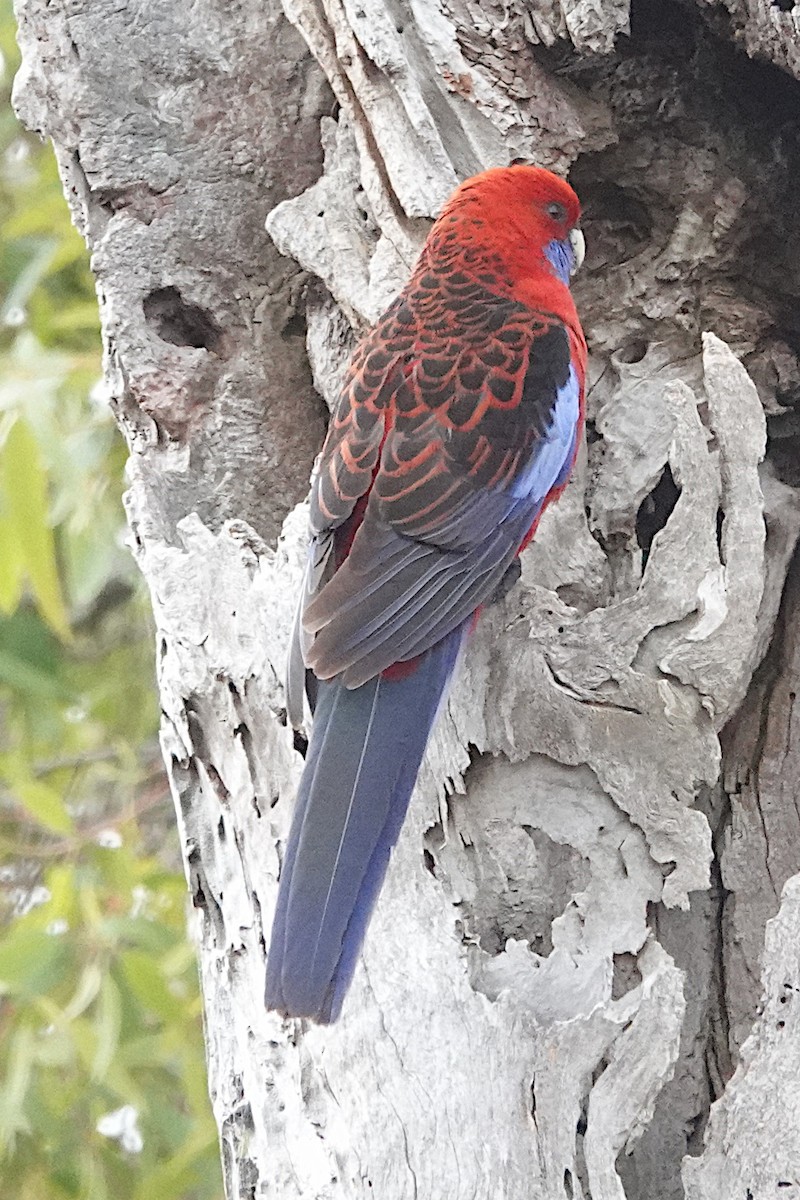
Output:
[[304, 281, 582, 687]]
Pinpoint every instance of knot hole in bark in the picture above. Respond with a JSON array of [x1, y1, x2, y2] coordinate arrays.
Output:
[[569, 177, 654, 267], [143, 286, 224, 354], [636, 463, 681, 561]]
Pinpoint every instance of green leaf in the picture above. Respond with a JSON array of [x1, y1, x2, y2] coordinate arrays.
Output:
[[0, 237, 58, 322], [1, 754, 74, 833], [101, 917, 179, 957], [92, 972, 122, 1080], [0, 930, 71, 999], [0, 1023, 34, 1153], [131, 1123, 221, 1200], [0, 416, 70, 639], [0, 512, 24, 611], [25, 1020, 74, 1070], [62, 962, 103, 1021], [0, 608, 71, 706], [0, 646, 69, 701], [13, 775, 74, 833], [120, 950, 183, 1023]]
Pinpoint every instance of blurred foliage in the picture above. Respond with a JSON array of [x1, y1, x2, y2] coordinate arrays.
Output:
[[0, 5, 222, 1198]]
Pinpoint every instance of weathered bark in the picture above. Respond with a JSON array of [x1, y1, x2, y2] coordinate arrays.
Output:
[[13, 0, 800, 1197]]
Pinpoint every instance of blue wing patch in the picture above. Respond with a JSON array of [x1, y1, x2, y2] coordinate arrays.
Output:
[[510, 364, 579, 500]]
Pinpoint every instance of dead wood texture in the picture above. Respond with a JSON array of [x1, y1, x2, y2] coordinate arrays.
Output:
[[12, 0, 800, 1197]]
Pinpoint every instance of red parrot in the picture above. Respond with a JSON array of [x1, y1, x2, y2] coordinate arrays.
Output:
[[265, 164, 586, 1022]]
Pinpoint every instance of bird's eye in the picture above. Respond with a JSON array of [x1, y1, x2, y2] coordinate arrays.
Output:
[[546, 201, 567, 222]]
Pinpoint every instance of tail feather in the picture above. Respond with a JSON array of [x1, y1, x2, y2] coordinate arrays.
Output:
[[266, 624, 464, 1022]]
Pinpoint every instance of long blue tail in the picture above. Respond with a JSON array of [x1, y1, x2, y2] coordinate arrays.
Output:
[[265, 625, 464, 1022]]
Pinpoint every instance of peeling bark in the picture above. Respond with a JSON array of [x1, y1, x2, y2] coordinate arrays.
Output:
[[719, 548, 800, 1054], [12, 0, 800, 1197], [683, 875, 800, 1198]]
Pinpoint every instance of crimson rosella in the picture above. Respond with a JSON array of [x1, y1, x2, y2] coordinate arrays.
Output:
[[265, 164, 587, 1023]]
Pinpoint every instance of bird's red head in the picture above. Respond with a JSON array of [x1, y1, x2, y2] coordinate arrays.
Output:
[[431, 164, 584, 300], [446, 165, 580, 235]]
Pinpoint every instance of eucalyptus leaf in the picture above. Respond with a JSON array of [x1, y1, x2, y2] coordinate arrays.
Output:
[[0, 417, 70, 639], [0, 930, 71, 999]]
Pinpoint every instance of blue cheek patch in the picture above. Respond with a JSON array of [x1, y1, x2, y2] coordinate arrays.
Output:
[[544, 238, 574, 285]]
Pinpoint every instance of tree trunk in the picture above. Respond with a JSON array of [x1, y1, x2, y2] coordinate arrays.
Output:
[[13, 1, 800, 1197]]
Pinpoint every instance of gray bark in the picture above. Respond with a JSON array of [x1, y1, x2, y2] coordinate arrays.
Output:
[[12, 0, 800, 1197]]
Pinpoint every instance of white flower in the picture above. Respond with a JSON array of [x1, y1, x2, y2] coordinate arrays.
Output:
[[96, 828, 123, 849], [96, 1105, 143, 1154]]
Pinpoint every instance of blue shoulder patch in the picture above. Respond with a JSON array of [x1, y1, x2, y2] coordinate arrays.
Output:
[[510, 364, 579, 502]]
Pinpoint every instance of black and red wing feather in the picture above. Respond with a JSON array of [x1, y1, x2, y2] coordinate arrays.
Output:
[[301, 274, 581, 688], [309, 332, 397, 536]]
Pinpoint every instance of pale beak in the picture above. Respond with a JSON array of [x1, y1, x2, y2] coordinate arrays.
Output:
[[568, 227, 585, 275]]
